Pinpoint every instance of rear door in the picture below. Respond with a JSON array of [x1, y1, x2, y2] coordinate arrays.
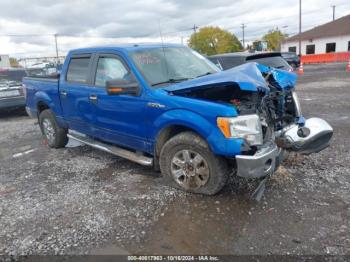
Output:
[[59, 54, 96, 136]]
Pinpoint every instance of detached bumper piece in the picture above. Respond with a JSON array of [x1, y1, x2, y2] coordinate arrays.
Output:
[[236, 142, 280, 179], [277, 117, 333, 155]]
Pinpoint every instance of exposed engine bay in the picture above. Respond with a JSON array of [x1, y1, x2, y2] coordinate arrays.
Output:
[[177, 82, 299, 131]]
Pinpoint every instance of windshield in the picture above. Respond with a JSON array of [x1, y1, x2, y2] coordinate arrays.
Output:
[[129, 47, 220, 87]]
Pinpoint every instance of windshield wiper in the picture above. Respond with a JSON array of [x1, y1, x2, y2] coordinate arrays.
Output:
[[151, 78, 190, 87], [196, 72, 213, 78]]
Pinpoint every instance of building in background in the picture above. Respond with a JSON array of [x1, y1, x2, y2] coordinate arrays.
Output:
[[0, 55, 11, 68], [282, 14, 350, 55]]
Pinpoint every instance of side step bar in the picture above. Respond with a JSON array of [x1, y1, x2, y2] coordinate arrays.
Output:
[[67, 132, 153, 166]]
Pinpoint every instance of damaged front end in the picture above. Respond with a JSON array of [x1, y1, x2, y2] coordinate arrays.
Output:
[[255, 63, 333, 154], [165, 62, 333, 182], [234, 63, 333, 180]]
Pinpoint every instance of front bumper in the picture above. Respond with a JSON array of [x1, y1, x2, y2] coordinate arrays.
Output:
[[0, 96, 25, 110], [236, 142, 281, 178], [236, 117, 333, 178]]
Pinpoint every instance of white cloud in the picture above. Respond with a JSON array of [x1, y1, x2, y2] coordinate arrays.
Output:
[[0, 0, 349, 58]]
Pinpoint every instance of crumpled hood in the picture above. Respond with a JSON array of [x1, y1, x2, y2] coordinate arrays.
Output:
[[163, 62, 297, 94]]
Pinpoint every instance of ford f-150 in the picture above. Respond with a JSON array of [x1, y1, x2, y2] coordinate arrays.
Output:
[[23, 44, 333, 199]]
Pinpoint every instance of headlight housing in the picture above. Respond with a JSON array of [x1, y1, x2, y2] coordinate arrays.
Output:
[[217, 114, 263, 146]]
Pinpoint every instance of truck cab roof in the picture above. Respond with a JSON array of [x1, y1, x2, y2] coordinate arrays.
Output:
[[69, 43, 184, 55]]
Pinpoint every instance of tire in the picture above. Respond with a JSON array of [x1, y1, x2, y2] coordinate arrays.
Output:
[[159, 131, 229, 195], [39, 109, 68, 148]]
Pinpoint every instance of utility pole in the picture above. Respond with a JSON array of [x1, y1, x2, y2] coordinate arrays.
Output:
[[241, 24, 246, 50], [54, 34, 59, 66], [331, 5, 336, 21], [298, 0, 302, 56], [192, 24, 199, 50]]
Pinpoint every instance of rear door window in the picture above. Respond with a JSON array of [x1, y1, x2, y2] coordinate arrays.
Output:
[[66, 57, 91, 84]]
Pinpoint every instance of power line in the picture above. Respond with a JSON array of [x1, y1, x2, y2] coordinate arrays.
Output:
[[2, 2, 350, 57]]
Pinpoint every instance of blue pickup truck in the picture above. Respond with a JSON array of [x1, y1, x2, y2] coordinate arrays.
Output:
[[23, 44, 333, 197]]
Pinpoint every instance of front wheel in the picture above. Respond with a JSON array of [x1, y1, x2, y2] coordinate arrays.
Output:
[[39, 109, 68, 148], [159, 132, 229, 195]]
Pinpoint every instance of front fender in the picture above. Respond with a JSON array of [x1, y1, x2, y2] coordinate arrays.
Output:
[[152, 109, 243, 156]]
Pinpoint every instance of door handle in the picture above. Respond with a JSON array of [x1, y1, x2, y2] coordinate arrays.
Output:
[[89, 94, 98, 102], [60, 90, 67, 97]]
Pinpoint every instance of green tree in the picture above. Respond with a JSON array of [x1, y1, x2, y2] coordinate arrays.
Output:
[[262, 28, 286, 51], [188, 26, 242, 55]]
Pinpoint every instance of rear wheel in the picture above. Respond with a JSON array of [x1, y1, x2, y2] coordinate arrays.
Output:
[[159, 132, 229, 195], [39, 109, 68, 148]]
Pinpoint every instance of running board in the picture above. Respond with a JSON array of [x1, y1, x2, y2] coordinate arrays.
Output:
[[67, 133, 153, 166]]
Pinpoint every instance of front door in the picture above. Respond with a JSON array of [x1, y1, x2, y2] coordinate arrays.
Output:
[[90, 53, 150, 153]]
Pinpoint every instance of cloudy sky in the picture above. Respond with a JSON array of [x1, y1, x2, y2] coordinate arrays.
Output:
[[0, 0, 349, 58]]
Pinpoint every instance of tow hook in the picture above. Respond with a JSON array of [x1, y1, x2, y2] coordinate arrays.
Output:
[[251, 175, 269, 201], [297, 126, 310, 138]]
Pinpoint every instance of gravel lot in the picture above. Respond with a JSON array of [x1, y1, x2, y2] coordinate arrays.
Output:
[[0, 63, 349, 257]]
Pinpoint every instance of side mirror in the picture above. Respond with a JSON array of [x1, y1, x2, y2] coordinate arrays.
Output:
[[106, 78, 140, 96]]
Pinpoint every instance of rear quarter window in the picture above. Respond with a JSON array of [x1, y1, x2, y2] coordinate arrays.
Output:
[[66, 57, 91, 84]]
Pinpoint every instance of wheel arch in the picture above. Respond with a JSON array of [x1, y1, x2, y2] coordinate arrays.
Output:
[[34, 91, 54, 117], [155, 124, 207, 158], [153, 109, 214, 149], [37, 100, 50, 116], [152, 109, 215, 158]]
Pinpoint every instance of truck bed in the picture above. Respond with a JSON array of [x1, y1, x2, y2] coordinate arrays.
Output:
[[23, 75, 63, 119]]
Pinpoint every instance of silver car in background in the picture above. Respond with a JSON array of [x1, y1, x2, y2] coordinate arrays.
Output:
[[0, 68, 27, 111]]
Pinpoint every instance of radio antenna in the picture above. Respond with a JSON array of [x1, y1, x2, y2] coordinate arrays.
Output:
[[158, 20, 169, 79]]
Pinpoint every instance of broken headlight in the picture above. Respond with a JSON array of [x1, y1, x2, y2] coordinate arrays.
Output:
[[217, 114, 263, 146]]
